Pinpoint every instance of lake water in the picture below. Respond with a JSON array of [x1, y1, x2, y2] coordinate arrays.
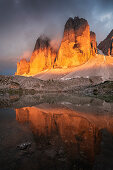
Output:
[[0, 94, 113, 170]]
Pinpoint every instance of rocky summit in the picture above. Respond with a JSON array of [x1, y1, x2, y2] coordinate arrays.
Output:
[[29, 36, 57, 75], [15, 16, 98, 76], [16, 35, 57, 76], [98, 29, 113, 56], [56, 17, 91, 68]]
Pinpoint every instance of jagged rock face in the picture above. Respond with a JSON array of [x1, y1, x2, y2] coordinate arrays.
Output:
[[56, 17, 91, 68], [15, 17, 93, 75], [15, 36, 57, 76], [90, 31, 97, 55], [15, 59, 30, 75], [98, 29, 113, 56], [29, 36, 57, 75]]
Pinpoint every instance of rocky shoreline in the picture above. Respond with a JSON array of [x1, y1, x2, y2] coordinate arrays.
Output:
[[0, 75, 103, 94], [1, 76, 113, 170], [0, 75, 113, 107]]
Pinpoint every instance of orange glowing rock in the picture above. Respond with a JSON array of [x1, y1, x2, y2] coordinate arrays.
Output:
[[15, 58, 30, 75], [29, 36, 57, 75], [90, 31, 97, 56], [56, 17, 91, 68], [15, 17, 99, 76], [15, 36, 57, 76]]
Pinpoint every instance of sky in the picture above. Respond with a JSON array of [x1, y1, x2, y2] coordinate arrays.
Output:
[[0, 0, 113, 75]]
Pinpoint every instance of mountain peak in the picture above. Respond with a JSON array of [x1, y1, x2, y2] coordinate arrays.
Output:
[[98, 29, 113, 56]]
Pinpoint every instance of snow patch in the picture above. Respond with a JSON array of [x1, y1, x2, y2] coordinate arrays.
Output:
[[61, 77, 72, 80]]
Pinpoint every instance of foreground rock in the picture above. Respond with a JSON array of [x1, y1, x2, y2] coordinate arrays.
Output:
[[84, 81, 113, 101], [98, 29, 113, 56], [17, 142, 31, 150], [0, 75, 103, 95]]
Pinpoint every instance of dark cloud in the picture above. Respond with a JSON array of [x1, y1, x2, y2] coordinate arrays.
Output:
[[0, 0, 113, 74]]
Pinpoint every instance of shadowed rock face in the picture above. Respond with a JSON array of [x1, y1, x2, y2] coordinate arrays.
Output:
[[15, 59, 30, 75], [98, 29, 113, 56], [33, 36, 50, 51], [90, 31, 97, 56], [56, 17, 91, 68]]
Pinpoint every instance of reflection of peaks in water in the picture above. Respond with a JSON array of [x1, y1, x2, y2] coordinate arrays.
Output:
[[16, 102, 113, 163]]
